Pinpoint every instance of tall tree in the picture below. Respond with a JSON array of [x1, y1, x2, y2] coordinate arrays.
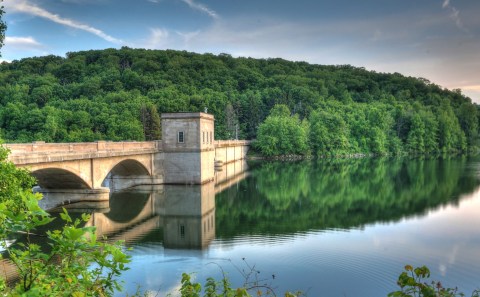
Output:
[[457, 102, 479, 147], [0, 0, 6, 56], [225, 102, 238, 139], [140, 104, 161, 140]]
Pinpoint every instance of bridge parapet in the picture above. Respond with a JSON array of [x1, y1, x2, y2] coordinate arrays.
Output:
[[4, 140, 161, 155], [214, 140, 252, 148]]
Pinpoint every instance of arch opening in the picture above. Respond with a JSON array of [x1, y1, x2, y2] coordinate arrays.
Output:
[[109, 159, 150, 177], [32, 168, 91, 189], [102, 159, 152, 190]]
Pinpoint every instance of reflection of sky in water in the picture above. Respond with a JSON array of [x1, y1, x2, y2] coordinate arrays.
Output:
[[118, 187, 480, 297]]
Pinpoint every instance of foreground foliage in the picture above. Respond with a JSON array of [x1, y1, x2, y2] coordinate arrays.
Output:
[[0, 144, 130, 296], [178, 271, 302, 297], [389, 265, 480, 297]]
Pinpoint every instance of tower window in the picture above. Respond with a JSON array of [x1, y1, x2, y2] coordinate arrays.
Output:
[[178, 131, 184, 143], [180, 225, 185, 238]]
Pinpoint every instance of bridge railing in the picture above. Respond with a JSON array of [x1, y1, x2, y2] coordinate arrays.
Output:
[[214, 140, 252, 148], [4, 141, 162, 155]]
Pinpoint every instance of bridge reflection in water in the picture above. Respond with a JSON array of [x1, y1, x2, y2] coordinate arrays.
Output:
[[1, 160, 248, 284], [48, 159, 248, 250]]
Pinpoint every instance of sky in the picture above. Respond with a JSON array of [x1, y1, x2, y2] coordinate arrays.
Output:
[[1, 0, 480, 103]]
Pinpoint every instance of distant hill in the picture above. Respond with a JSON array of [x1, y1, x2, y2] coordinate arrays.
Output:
[[0, 47, 478, 154]]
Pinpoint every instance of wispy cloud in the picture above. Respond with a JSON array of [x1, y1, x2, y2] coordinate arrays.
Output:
[[138, 28, 202, 50], [5, 36, 43, 49], [180, 0, 218, 20], [1, 36, 47, 62], [145, 28, 171, 49], [442, 0, 467, 32], [4, 0, 124, 44], [146, 0, 218, 19], [176, 30, 200, 44]]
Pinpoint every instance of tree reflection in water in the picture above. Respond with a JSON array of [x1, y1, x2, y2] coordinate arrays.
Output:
[[215, 157, 480, 238]]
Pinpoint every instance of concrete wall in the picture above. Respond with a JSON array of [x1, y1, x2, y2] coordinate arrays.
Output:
[[214, 140, 251, 164]]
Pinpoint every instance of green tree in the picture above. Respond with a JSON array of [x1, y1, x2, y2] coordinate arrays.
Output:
[[0, 0, 6, 55], [457, 102, 479, 147], [421, 109, 439, 154], [224, 102, 239, 139], [309, 109, 351, 156], [140, 104, 161, 140], [437, 101, 467, 153], [406, 113, 425, 153], [255, 105, 309, 156], [365, 105, 392, 154]]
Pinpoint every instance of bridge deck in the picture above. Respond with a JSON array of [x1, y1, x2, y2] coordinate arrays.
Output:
[[4, 141, 162, 165], [5, 140, 161, 154], [4, 140, 252, 165]]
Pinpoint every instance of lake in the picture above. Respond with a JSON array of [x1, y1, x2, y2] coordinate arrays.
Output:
[[45, 157, 480, 296]]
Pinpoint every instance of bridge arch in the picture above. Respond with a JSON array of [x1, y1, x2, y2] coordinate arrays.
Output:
[[99, 156, 154, 191], [32, 168, 91, 189], [21, 153, 154, 192], [107, 159, 151, 177]]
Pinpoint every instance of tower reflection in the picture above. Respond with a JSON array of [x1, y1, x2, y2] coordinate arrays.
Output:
[[43, 159, 248, 250]]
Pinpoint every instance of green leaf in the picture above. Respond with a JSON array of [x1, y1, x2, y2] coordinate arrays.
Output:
[[60, 208, 72, 223]]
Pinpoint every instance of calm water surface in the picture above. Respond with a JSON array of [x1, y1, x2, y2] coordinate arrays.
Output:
[[54, 157, 480, 296]]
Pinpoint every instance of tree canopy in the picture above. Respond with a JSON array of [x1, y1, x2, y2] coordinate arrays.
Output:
[[0, 47, 478, 155]]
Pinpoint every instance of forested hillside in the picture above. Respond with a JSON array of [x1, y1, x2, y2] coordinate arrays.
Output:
[[0, 47, 478, 155]]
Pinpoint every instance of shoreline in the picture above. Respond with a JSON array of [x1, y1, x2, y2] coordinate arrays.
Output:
[[247, 151, 477, 161]]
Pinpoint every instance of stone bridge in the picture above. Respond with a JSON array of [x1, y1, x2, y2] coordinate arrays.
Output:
[[4, 112, 251, 201], [6, 140, 161, 188], [6, 140, 162, 201]]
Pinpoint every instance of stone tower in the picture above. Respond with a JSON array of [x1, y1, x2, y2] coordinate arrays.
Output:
[[161, 112, 215, 184]]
